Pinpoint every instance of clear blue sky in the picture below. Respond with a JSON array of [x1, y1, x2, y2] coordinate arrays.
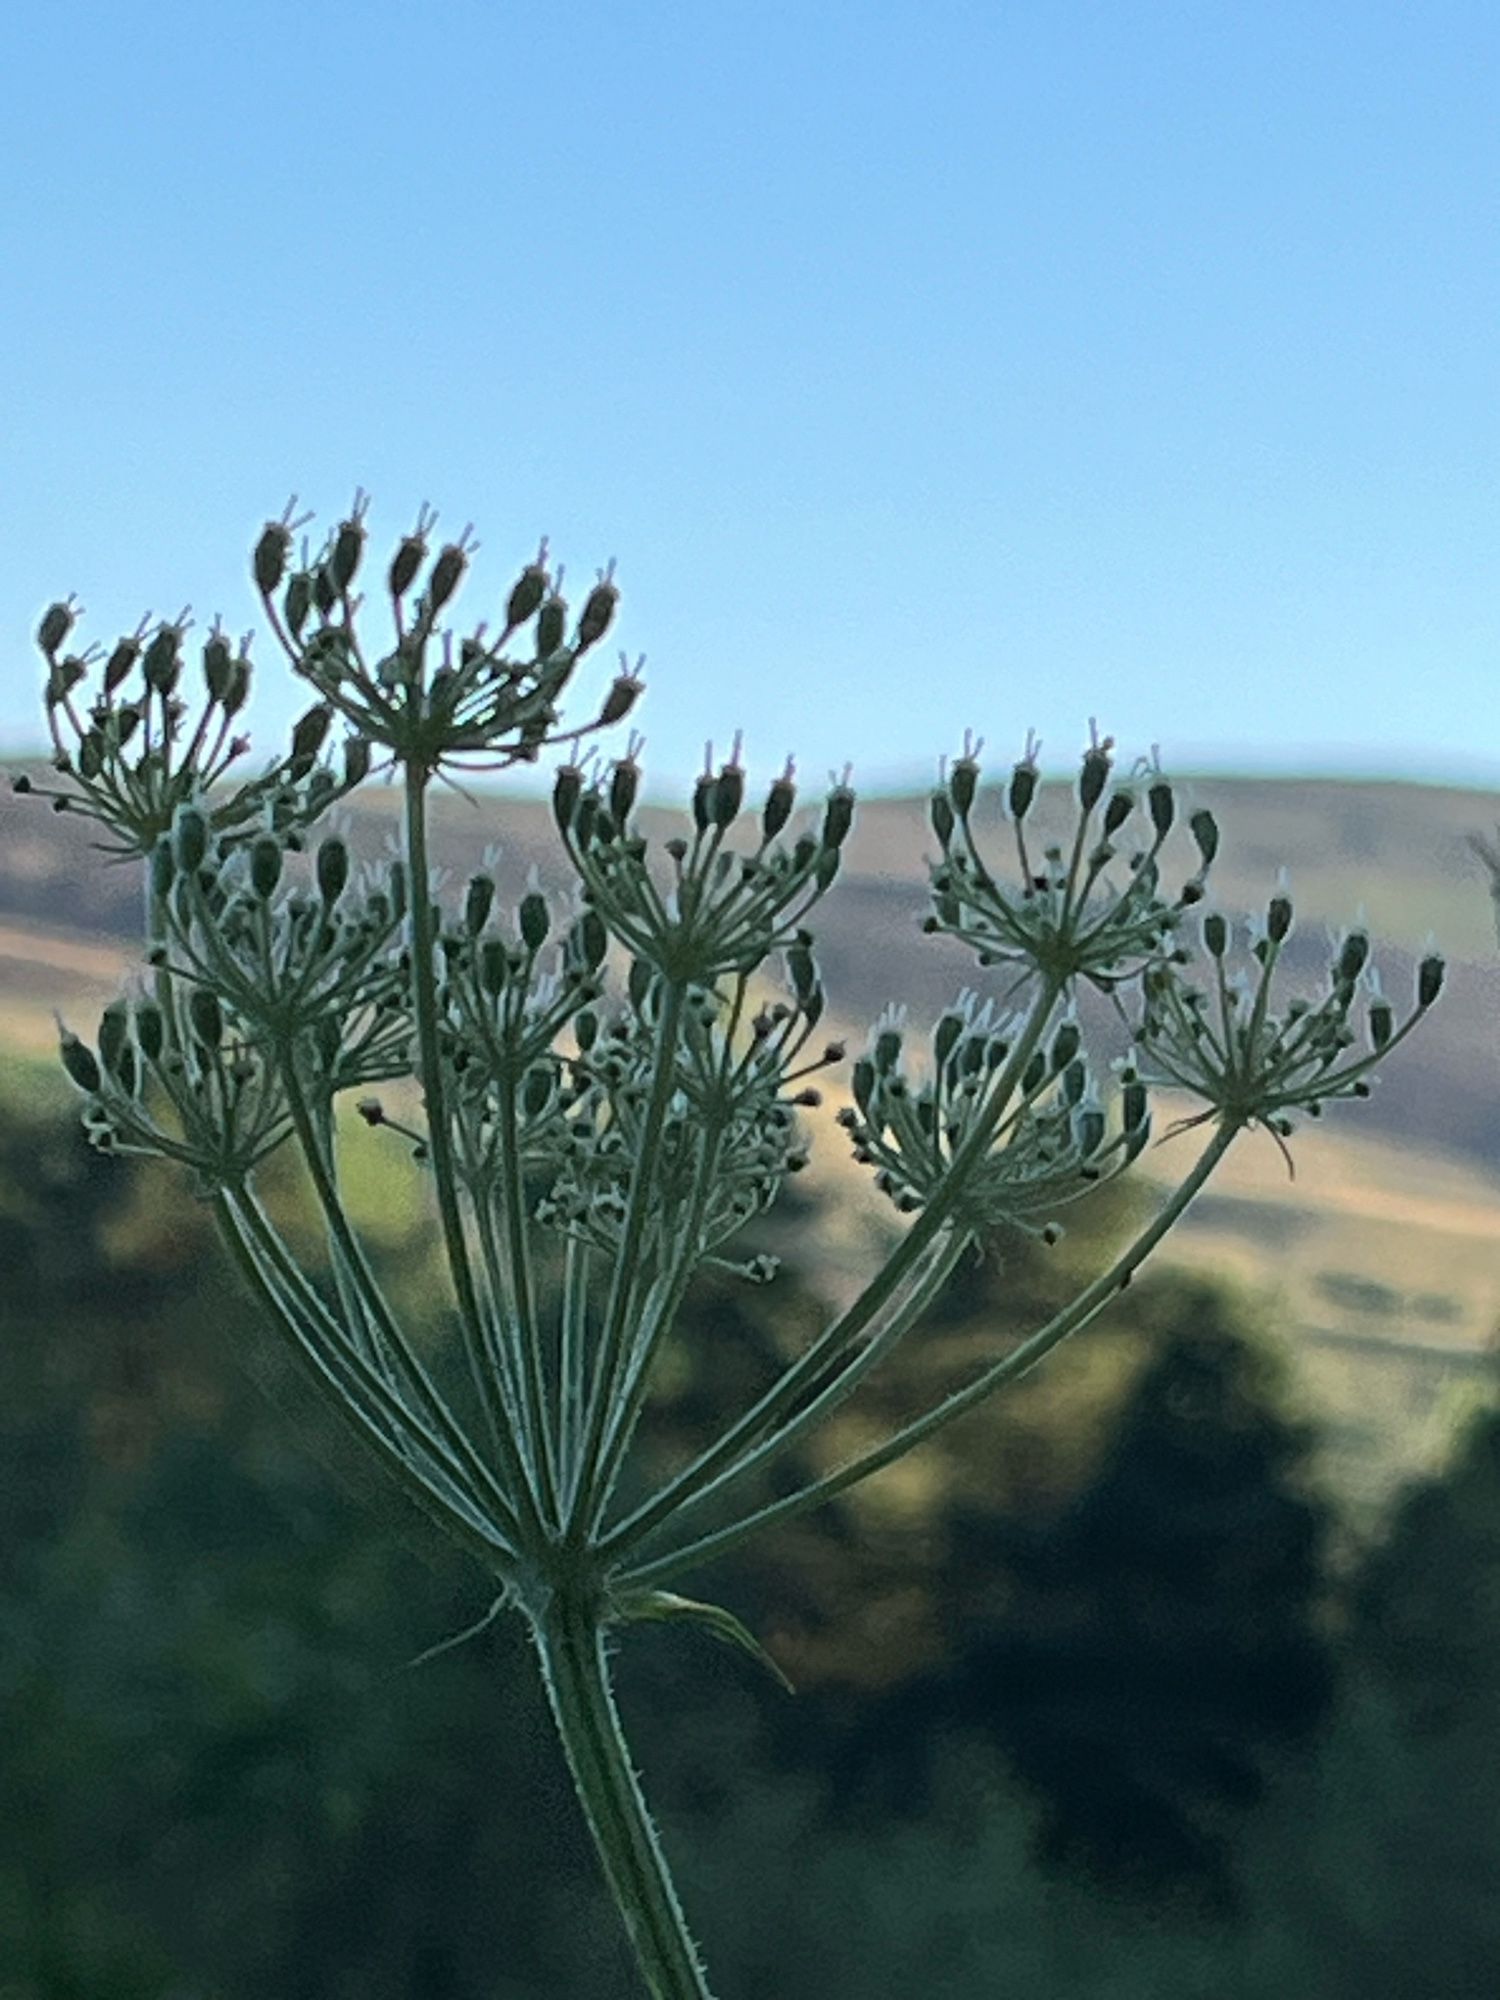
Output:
[[4, 1, 1496, 801]]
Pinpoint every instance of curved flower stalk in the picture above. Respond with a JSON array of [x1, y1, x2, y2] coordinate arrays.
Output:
[[23, 503, 1443, 2000]]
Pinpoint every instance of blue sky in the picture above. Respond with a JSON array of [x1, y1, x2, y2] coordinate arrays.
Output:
[[4, 1, 1495, 802]]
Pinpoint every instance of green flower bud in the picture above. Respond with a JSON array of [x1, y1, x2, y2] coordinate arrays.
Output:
[[173, 805, 209, 875], [316, 837, 349, 905], [250, 836, 283, 899], [188, 987, 223, 1050], [254, 520, 293, 595], [519, 891, 550, 953], [464, 874, 495, 935], [58, 1027, 101, 1095]]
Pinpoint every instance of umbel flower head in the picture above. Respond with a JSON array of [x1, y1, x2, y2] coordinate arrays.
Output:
[[15, 595, 366, 863], [1133, 884, 1445, 1171], [925, 723, 1218, 996]]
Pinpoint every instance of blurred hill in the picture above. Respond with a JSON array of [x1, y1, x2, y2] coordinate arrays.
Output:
[[3, 761, 1497, 1515]]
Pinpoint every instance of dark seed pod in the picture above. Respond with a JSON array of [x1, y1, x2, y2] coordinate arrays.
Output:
[[38, 601, 77, 659], [289, 703, 333, 772], [150, 840, 175, 900], [1267, 893, 1293, 944], [316, 837, 349, 905], [519, 891, 550, 953], [1148, 781, 1175, 838], [522, 1065, 553, 1118], [284, 571, 314, 639], [553, 763, 584, 833], [762, 767, 797, 841], [331, 515, 366, 592], [1189, 808, 1219, 869], [1123, 1076, 1148, 1131], [104, 636, 140, 694], [464, 875, 495, 935], [575, 908, 607, 972], [599, 672, 643, 727], [134, 1000, 165, 1063], [1418, 954, 1444, 1009], [58, 1028, 101, 1095], [202, 632, 235, 702], [1368, 998, 1394, 1051], [142, 625, 182, 696], [929, 789, 955, 848], [933, 1011, 964, 1068], [821, 784, 855, 852], [428, 542, 468, 613], [1078, 743, 1111, 814], [250, 836, 283, 899], [1203, 911, 1228, 957], [98, 1000, 130, 1076], [712, 763, 744, 828], [480, 938, 509, 996], [389, 532, 427, 601], [505, 557, 549, 631], [173, 805, 209, 875], [1104, 790, 1134, 837], [254, 521, 293, 596], [1008, 758, 1038, 822], [343, 736, 371, 787], [188, 987, 223, 1050], [948, 756, 979, 818], [536, 593, 567, 659], [873, 1025, 902, 1074], [576, 576, 619, 654], [609, 758, 640, 826], [1336, 931, 1370, 985], [1050, 1017, 1081, 1070]]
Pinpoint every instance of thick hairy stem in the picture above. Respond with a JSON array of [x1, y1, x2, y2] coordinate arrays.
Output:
[[532, 1596, 713, 2000]]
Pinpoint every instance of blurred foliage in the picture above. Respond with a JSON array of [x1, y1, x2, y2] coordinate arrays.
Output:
[[1, 1067, 1496, 1995]]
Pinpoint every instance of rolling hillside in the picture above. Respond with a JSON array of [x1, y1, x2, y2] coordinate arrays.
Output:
[[3, 760, 1497, 1518]]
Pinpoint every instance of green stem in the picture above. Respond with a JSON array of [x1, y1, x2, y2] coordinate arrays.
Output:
[[403, 761, 547, 1545], [532, 1596, 713, 2000], [600, 974, 1066, 1563], [621, 1119, 1241, 1590]]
